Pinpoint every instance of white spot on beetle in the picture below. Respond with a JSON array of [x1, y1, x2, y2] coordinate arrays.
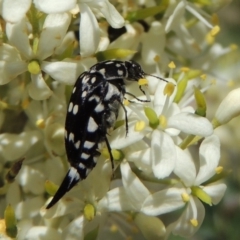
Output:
[[65, 130, 68, 139], [91, 77, 96, 84], [82, 91, 87, 97], [89, 95, 100, 102], [93, 157, 98, 163], [116, 63, 121, 67], [86, 168, 91, 176], [68, 102, 73, 112], [73, 104, 79, 115], [69, 132, 74, 142], [72, 87, 76, 93], [82, 76, 90, 84], [87, 117, 98, 132], [99, 68, 106, 75], [78, 163, 85, 169], [105, 84, 119, 100], [117, 69, 123, 75], [81, 153, 90, 159], [75, 140, 80, 149], [68, 167, 80, 181], [84, 141, 95, 149], [95, 103, 104, 113]]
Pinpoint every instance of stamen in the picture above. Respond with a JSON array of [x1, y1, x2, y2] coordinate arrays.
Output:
[[84, 203, 95, 221], [215, 166, 223, 174], [190, 219, 198, 227], [181, 192, 190, 202]]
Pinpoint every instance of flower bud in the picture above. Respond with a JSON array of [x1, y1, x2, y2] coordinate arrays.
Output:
[[134, 213, 166, 240], [213, 88, 240, 127]]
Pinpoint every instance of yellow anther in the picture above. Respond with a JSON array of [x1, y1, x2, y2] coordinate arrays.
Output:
[[21, 99, 30, 109], [181, 193, 190, 203], [215, 166, 223, 174], [210, 25, 220, 37], [138, 78, 148, 86], [180, 67, 190, 73], [190, 219, 198, 227], [83, 203, 95, 221], [112, 149, 122, 161], [0, 219, 6, 235], [123, 99, 130, 106], [36, 119, 45, 129], [230, 44, 238, 50], [159, 115, 167, 129], [211, 13, 219, 26], [200, 74, 207, 80], [154, 55, 160, 62], [28, 60, 41, 74], [206, 33, 214, 45], [168, 61, 176, 69], [110, 224, 118, 232], [164, 82, 175, 97], [227, 80, 234, 87], [134, 121, 146, 132]]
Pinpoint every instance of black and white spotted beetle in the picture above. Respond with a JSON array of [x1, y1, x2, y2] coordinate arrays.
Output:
[[46, 60, 168, 209]]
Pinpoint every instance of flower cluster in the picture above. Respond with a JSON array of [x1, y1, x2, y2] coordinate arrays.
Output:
[[0, 0, 238, 239]]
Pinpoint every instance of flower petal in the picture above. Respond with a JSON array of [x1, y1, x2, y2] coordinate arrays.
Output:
[[165, 1, 186, 33], [134, 213, 166, 240], [6, 19, 33, 59], [18, 165, 45, 195], [121, 161, 150, 210], [127, 148, 152, 174], [141, 22, 166, 65], [33, 0, 76, 14], [98, 187, 132, 212], [62, 215, 85, 240], [0, 131, 41, 161], [174, 146, 196, 186], [28, 73, 53, 100], [195, 135, 220, 185], [25, 226, 61, 240], [141, 188, 185, 216], [203, 183, 226, 205], [168, 112, 213, 137], [37, 13, 71, 60], [0, 61, 27, 85], [151, 130, 176, 178], [88, 0, 125, 28], [2, 0, 31, 22], [108, 122, 145, 149], [79, 3, 99, 57], [15, 196, 45, 219], [41, 58, 97, 85], [214, 88, 240, 125], [171, 197, 204, 238]]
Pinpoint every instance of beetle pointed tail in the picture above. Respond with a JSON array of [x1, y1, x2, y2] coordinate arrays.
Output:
[[46, 167, 80, 209]]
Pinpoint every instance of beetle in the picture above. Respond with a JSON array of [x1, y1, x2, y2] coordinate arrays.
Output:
[[46, 60, 167, 209]]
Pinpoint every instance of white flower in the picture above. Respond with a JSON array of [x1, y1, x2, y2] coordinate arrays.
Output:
[[33, 0, 125, 56], [213, 88, 240, 127], [1, 0, 31, 22], [141, 135, 226, 238], [109, 79, 213, 179], [0, 14, 96, 100]]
